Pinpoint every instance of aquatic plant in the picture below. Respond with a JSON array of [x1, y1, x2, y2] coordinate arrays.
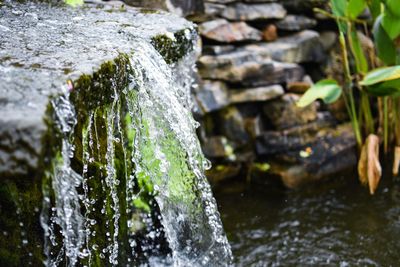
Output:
[[298, 0, 400, 194]]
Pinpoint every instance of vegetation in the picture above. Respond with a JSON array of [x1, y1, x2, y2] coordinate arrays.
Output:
[[298, 0, 400, 194]]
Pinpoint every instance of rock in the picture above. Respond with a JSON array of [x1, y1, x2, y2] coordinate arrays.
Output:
[[204, 2, 225, 17], [202, 45, 236, 55], [229, 84, 284, 104], [221, 3, 287, 21], [244, 115, 264, 138], [262, 24, 278, 41], [263, 93, 318, 130], [205, 164, 241, 185], [202, 136, 234, 158], [217, 106, 249, 145], [195, 80, 229, 113], [319, 31, 338, 51], [281, 0, 329, 13], [205, 0, 236, 3], [243, 30, 326, 63], [198, 51, 304, 86], [286, 75, 313, 94], [125, 0, 204, 16], [200, 19, 262, 43], [256, 113, 335, 156], [265, 123, 356, 188], [276, 15, 317, 31]]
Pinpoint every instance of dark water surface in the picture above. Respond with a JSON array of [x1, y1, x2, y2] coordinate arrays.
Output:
[[214, 172, 400, 266]]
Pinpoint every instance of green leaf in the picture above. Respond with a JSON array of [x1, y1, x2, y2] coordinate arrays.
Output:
[[367, 0, 381, 20], [386, 0, 400, 17], [347, 0, 366, 19], [364, 82, 400, 96], [382, 9, 400, 40], [65, 0, 83, 7], [331, 0, 348, 33], [349, 29, 369, 74], [297, 79, 343, 108], [373, 15, 397, 65], [360, 65, 400, 86]]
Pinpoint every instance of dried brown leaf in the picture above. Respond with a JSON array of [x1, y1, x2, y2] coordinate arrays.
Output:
[[393, 146, 400, 176]]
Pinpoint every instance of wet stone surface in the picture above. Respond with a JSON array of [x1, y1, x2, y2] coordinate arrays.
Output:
[[0, 0, 195, 179]]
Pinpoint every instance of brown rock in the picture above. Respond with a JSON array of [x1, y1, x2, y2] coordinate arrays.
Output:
[[200, 19, 262, 43], [202, 136, 234, 158], [262, 24, 278, 42], [263, 93, 318, 130]]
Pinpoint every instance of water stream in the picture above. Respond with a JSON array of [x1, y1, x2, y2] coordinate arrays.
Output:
[[41, 40, 232, 266]]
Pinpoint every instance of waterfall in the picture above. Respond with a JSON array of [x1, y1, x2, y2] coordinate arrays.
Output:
[[41, 38, 232, 266]]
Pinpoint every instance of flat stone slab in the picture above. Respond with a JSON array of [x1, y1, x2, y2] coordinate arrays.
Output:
[[0, 1, 195, 179], [229, 85, 284, 104], [221, 2, 287, 21]]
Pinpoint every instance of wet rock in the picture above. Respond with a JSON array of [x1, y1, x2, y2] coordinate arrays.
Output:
[[243, 30, 326, 63], [125, 0, 204, 16], [200, 19, 262, 43], [266, 123, 356, 188], [286, 75, 313, 94], [202, 136, 234, 158], [217, 106, 249, 145], [196, 80, 229, 113], [319, 31, 338, 51], [276, 15, 317, 31], [202, 45, 236, 55], [263, 93, 318, 130], [206, 164, 241, 185], [229, 84, 284, 104], [198, 51, 304, 86], [256, 113, 335, 155], [262, 24, 278, 42], [221, 3, 287, 21]]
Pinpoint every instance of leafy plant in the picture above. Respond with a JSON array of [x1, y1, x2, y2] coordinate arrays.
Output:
[[298, 0, 400, 194]]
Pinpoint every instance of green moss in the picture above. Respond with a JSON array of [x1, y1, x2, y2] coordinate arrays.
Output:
[[151, 28, 196, 64]]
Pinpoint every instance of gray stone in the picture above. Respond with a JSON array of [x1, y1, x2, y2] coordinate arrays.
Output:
[[243, 30, 326, 63], [263, 93, 318, 130], [196, 80, 229, 113], [276, 15, 317, 31], [197, 51, 304, 86], [200, 19, 262, 43], [229, 84, 284, 104], [204, 2, 225, 17], [217, 106, 249, 145], [205, 0, 236, 3], [201, 136, 234, 158], [319, 31, 338, 51], [125, 0, 204, 16], [202, 45, 236, 55], [221, 3, 287, 21], [265, 123, 356, 188], [0, 2, 195, 178], [256, 113, 335, 156]]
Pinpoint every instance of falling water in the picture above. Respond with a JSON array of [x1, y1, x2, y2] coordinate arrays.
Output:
[[41, 37, 232, 266]]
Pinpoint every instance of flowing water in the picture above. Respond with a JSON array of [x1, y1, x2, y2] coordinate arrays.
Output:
[[215, 172, 400, 266], [41, 39, 232, 266]]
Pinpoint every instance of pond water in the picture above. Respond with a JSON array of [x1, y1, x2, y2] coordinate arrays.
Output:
[[214, 170, 400, 266]]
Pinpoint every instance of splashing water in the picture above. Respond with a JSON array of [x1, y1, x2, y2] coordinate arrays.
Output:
[[41, 38, 232, 266]]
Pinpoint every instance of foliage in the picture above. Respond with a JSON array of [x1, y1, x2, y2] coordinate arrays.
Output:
[[298, 0, 400, 194], [65, 0, 84, 7]]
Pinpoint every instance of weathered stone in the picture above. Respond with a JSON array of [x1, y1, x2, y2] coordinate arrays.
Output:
[[205, 0, 236, 3], [244, 115, 264, 138], [243, 30, 326, 63], [229, 84, 284, 104], [281, 0, 329, 13], [319, 31, 338, 51], [205, 164, 241, 185], [201, 136, 234, 158], [262, 24, 278, 41], [204, 2, 225, 17], [263, 93, 318, 130], [265, 124, 356, 188], [198, 51, 304, 86], [286, 75, 313, 94], [276, 15, 317, 31], [125, 0, 204, 16], [202, 45, 236, 55], [221, 3, 287, 21], [217, 106, 249, 145], [196, 80, 229, 113], [200, 19, 262, 43], [256, 112, 335, 155]]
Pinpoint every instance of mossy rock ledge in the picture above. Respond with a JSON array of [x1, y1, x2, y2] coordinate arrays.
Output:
[[0, 1, 198, 266]]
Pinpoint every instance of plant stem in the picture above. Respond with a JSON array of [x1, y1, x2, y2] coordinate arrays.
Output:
[[383, 96, 388, 154]]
